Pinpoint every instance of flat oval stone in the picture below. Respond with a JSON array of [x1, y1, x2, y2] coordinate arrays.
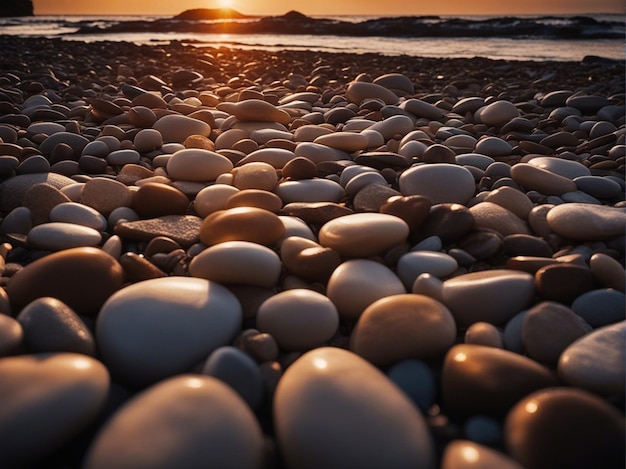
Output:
[[505, 387, 625, 469], [399, 163, 475, 205], [189, 241, 281, 288], [380, 195, 432, 233], [84, 375, 264, 469], [39, 131, 90, 158], [402, 98, 445, 120], [132, 182, 189, 218], [527, 155, 591, 179], [97, 277, 241, 387], [275, 179, 345, 204], [350, 294, 456, 366], [81, 177, 133, 216], [166, 148, 233, 182], [571, 289, 626, 327], [0, 353, 109, 468], [469, 202, 531, 236], [558, 321, 625, 396], [133, 128, 163, 152], [233, 161, 278, 191], [50, 202, 108, 231], [478, 100, 520, 127], [484, 186, 534, 220], [397, 251, 458, 288], [475, 136, 512, 156], [535, 263, 594, 304], [327, 259, 406, 322], [199, 207, 285, 246], [226, 189, 282, 213], [442, 270, 535, 327], [6, 247, 124, 315], [442, 344, 557, 416], [16, 297, 95, 356], [314, 132, 371, 152], [522, 301, 592, 366], [441, 440, 523, 469], [257, 289, 339, 351], [153, 114, 211, 143], [319, 213, 409, 257], [510, 163, 577, 195], [574, 175, 622, 199], [274, 347, 435, 469], [27, 222, 102, 251], [546, 203, 626, 240], [346, 81, 400, 105], [217, 99, 291, 124]]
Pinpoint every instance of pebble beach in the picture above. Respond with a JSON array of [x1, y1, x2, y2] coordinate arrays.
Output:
[[0, 35, 624, 468]]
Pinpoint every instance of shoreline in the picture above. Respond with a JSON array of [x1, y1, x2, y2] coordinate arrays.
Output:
[[0, 34, 624, 468]]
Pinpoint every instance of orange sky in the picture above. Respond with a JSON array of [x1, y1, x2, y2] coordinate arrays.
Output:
[[33, 0, 625, 16]]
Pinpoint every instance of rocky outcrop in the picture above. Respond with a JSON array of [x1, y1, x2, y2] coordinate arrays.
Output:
[[0, 0, 34, 17], [173, 9, 253, 21]]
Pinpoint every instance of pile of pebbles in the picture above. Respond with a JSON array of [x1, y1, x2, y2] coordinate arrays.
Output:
[[0, 36, 624, 468]]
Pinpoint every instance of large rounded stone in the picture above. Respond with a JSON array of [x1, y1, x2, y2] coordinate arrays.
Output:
[[442, 344, 557, 416], [350, 294, 456, 366], [274, 347, 435, 469], [0, 353, 109, 468], [153, 114, 211, 143], [399, 163, 475, 205], [546, 203, 626, 241], [6, 247, 124, 315], [505, 387, 625, 469], [441, 270, 535, 327], [257, 289, 339, 351], [327, 259, 406, 322], [319, 213, 409, 257], [96, 277, 242, 387], [189, 241, 282, 288], [84, 375, 264, 469], [166, 148, 233, 182], [558, 321, 625, 396], [199, 207, 285, 246]]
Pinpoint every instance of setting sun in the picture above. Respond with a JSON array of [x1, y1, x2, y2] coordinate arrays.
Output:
[[218, 0, 234, 8]]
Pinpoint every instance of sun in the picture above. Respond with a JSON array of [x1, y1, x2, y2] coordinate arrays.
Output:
[[218, 0, 234, 8]]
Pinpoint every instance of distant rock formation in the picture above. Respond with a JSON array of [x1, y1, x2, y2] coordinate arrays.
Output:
[[0, 0, 33, 17], [173, 9, 254, 21]]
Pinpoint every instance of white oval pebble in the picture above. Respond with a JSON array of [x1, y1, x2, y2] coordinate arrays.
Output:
[[274, 347, 435, 469], [50, 202, 108, 231], [257, 289, 339, 351], [189, 241, 281, 288], [84, 375, 264, 469], [27, 222, 101, 251], [96, 277, 242, 387]]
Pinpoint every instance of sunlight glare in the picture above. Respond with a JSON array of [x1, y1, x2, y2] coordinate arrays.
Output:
[[525, 401, 539, 414], [461, 446, 480, 463], [218, 0, 234, 8], [313, 357, 328, 370]]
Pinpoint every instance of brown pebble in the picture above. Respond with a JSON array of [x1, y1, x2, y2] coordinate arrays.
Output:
[[132, 182, 190, 218], [505, 387, 626, 469], [442, 344, 557, 416], [589, 253, 626, 292], [119, 252, 167, 282], [535, 263, 595, 304], [81, 177, 133, 216], [280, 202, 354, 225], [6, 247, 124, 315], [199, 207, 285, 247], [225, 189, 283, 213], [282, 156, 317, 180], [522, 301, 592, 366], [380, 195, 432, 234]]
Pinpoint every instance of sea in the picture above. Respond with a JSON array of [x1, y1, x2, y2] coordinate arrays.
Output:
[[0, 13, 624, 62]]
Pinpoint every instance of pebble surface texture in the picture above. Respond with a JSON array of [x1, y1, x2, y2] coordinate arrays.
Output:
[[0, 36, 624, 468]]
